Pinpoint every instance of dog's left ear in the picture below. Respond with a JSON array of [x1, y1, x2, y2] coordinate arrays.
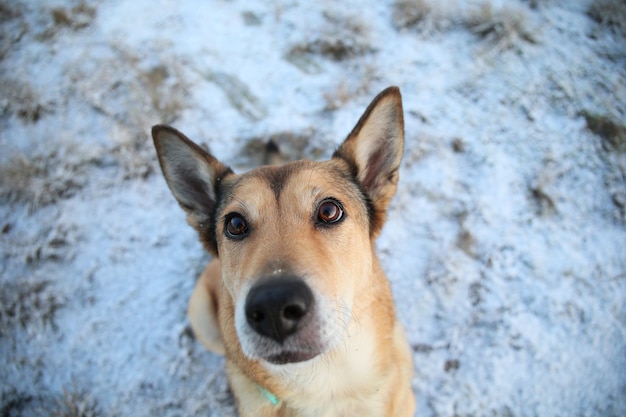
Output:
[[152, 125, 233, 256], [333, 86, 404, 236]]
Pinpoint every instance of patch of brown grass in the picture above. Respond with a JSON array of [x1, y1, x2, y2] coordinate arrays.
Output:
[[466, 3, 538, 52], [392, 0, 433, 29], [0, 278, 64, 336], [582, 111, 626, 153], [69, 46, 190, 179], [50, 2, 96, 31], [392, 0, 456, 32], [37, 1, 97, 41], [51, 386, 101, 417], [392, 0, 538, 51], [0, 141, 103, 208], [0, 78, 53, 123], [286, 12, 373, 71], [588, 0, 626, 37], [237, 128, 322, 167], [322, 65, 378, 111]]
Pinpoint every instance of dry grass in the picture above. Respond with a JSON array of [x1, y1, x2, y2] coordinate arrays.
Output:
[[73, 46, 188, 129], [529, 183, 557, 216], [322, 65, 378, 111], [0, 389, 35, 417], [466, 3, 538, 52], [582, 111, 626, 153], [201, 71, 267, 121], [392, 0, 456, 32], [1, 45, 184, 193], [50, 2, 96, 31], [141, 64, 189, 126], [0, 78, 52, 123], [0, 278, 64, 336], [69, 46, 189, 179], [37, 1, 97, 41], [582, 110, 626, 223], [588, 0, 626, 37], [0, 141, 103, 208], [392, 0, 433, 29], [0, 3, 27, 60], [286, 12, 373, 71], [0, 387, 103, 417], [51, 387, 101, 417], [0, 3, 20, 21], [237, 128, 321, 167], [528, 159, 559, 217], [241, 10, 262, 26], [392, 0, 538, 51]]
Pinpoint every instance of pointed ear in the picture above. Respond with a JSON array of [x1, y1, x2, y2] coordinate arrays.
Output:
[[152, 125, 233, 256], [333, 87, 404, 236]]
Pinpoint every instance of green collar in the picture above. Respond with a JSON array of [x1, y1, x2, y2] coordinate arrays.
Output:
[[257, 385, 280, 406]]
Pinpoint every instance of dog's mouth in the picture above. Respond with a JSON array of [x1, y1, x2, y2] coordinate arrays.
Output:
[[265, 349, 320, 365]]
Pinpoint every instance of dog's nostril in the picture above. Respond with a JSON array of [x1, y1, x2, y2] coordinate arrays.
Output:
[[245, 277, 313, 344], [283, 304, 305, 321]]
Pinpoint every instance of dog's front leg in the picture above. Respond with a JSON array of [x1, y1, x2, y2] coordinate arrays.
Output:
[[188, 260, 225, 355]]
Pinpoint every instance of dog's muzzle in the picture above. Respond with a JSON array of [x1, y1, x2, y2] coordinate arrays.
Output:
[[241, 276, 326, 364], [245, 277, 313, 345]]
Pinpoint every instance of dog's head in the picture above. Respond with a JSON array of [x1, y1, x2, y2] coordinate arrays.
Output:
[[152, 87, 404, 365]]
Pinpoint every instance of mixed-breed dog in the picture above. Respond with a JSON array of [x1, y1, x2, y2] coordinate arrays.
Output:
[[152, 87, 415, 416]]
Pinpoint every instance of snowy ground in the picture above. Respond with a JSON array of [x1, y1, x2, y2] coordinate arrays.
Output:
[[1, 0, 625, 416]]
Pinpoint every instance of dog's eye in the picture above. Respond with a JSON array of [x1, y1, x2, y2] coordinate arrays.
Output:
[[225, 214, 249, 239], [317, 199, 344, 224]]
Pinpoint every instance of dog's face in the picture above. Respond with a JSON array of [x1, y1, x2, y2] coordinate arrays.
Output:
[[152, 87, 404, 365], [215, 159, 374, 364]]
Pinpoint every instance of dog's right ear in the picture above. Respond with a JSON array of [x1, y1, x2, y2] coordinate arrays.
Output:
[[152, 125, 233, 256], [333, 87, 404, 237]]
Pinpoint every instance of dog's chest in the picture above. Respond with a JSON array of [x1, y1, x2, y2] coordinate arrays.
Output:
[[274, 321, 390, 416], [286, 398, 385, 417]]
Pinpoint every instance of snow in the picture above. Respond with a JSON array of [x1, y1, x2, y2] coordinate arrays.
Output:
[[1, 0, 625, 416]]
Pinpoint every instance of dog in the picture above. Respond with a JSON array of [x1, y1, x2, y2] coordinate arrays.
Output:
[[152, 86, 415, 417]]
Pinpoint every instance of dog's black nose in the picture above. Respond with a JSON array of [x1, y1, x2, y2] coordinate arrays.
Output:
[[245, 278, 313, 344]]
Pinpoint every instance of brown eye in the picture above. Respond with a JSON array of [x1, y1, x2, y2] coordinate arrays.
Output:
[[317, 199, 344, 224], [225, 214, 248, 239]]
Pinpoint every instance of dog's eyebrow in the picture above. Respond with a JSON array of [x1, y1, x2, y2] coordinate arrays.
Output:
[[218, 164, 296, 206], [262, 164, 297, 202]]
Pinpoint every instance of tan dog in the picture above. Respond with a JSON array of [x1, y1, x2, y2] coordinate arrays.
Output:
[[152, 87, 415, 417]]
